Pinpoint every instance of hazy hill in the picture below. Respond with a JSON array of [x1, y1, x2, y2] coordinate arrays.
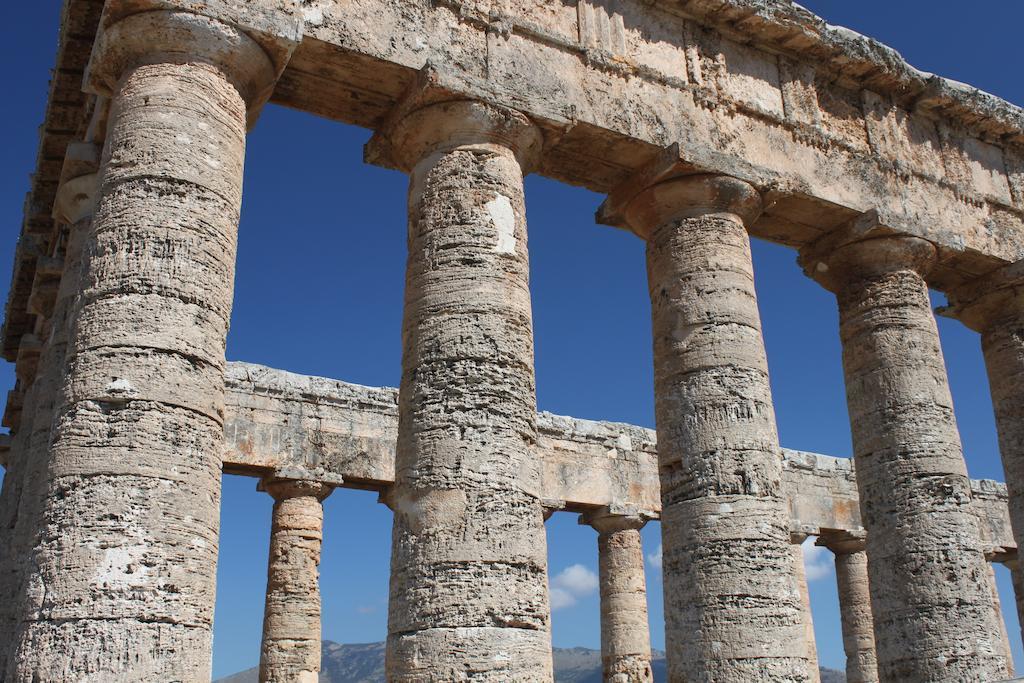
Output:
[[215, 641, 846, 682]]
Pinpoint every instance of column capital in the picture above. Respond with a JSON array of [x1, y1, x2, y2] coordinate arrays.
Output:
[[798, 213, 937, 293], [366, 99, 543, 174], [53, 142, 102, 226], [597, 143, 763, 240], [612, 173, 762, 241], [259, 477, 334, 502], [817, 530, 867, 555], [579, 507, 650, 534], [937, 259, 1024, 332], [85, 3, 302, 125]]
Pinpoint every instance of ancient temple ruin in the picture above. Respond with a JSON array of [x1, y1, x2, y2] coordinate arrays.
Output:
[[1, 0, 1023, 681]]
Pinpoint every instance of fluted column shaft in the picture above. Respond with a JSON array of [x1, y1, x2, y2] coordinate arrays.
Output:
[[803, 235, 1007, 680], [624, 174, 809, 682], [377, 100, 552, 681], [8, 11, 286, 680], [584, 512, 654, 683], [823, 535, 878, 683], [791, 534, 820, 682], [260, 480, 333, 683]]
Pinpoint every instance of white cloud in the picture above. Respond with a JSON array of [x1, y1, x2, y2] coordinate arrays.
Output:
[[647, 543, 662, 571], [549, 564, 599, 611], [802, 536, 833, 582], [549, 587, 576, 610]]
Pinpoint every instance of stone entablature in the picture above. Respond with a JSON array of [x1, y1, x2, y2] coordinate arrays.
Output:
[[6, 0, 1024, 368], [222, 361, 1015, 550]]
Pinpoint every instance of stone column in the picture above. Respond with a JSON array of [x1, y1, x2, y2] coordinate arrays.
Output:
[[800, 235, 1008, 680], [259, 479, 334, 683], [372, 100, 552, 680], [581, 510, 654, 683], [943, 265, 1024, 642], [790, 533, 820, 682], [621, 174, 809, 681], [986, 561, 1016, 676], [820, 533, 878, 683], [1011, 558, 1024, 650], [7, 9, 296, 680], [0, 145, 100, 675]]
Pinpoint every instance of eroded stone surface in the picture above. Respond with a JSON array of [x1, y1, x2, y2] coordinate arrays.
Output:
[[633, 175, 810, 681], [804, 235, 1009, 680], [820, 534, 878, 683], [377, 100, 552, 681], [5, 8, 287, 679], [259, 479, 333, 683], [791, 533, 820, 683], [220, 360, 1018, 555], [582, 511, 654, 683], [943, 263, 1024, 643], [2, 0, 1023, 680]]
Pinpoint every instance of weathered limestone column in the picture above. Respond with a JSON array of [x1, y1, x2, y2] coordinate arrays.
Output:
[[790, 532, 820, 683], [581, 510, 654, 683], [259, 479, 334, 683], [800, 234, 1009, 680], [0, 144, 100, 676], [370, 100, 552, 680], [7, 7, 298, 680], [1010, 558, 1024, 649], [985, 561, 1016, 676], [820, 533, 878, 683], [620, 174, 810, 681], [942, 263, 1024, 640]]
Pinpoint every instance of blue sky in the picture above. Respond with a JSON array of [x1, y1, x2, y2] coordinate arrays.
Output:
[[2, 2, 1023, 678]]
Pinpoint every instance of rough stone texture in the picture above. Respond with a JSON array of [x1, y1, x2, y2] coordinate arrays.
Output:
[[5, 9, 286, 680], [1010, 559, 1024, 650], [0, 159, 99, 676], [3, 0, 1024, 678], [627, 174, 809, 681], [373, 100, 553, 681], [288, 0, 1024, 285], [259, 479, 333, 683], [820, 534, 878, 683], [802, 235, 1009, 680], [943, 262, 1024, 641], [581, 511, 653, 683], [220, 361, 1018, 554], [8, 0, 1024, 366], [985, 561, 1016, 678], [791, 534, 820, 683]]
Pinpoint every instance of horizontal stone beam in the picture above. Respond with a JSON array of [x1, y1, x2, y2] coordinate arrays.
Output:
[[283, 0, 1024, 289], [223, 362, 1015, 550], [7, 0, 1024, 364]]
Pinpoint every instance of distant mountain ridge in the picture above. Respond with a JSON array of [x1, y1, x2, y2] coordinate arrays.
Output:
[[215, 641, 846, 682]]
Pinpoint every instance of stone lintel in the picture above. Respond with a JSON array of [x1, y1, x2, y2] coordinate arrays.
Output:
[[222, 362, 1015, 550], [8, 0, 1024, 382]]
